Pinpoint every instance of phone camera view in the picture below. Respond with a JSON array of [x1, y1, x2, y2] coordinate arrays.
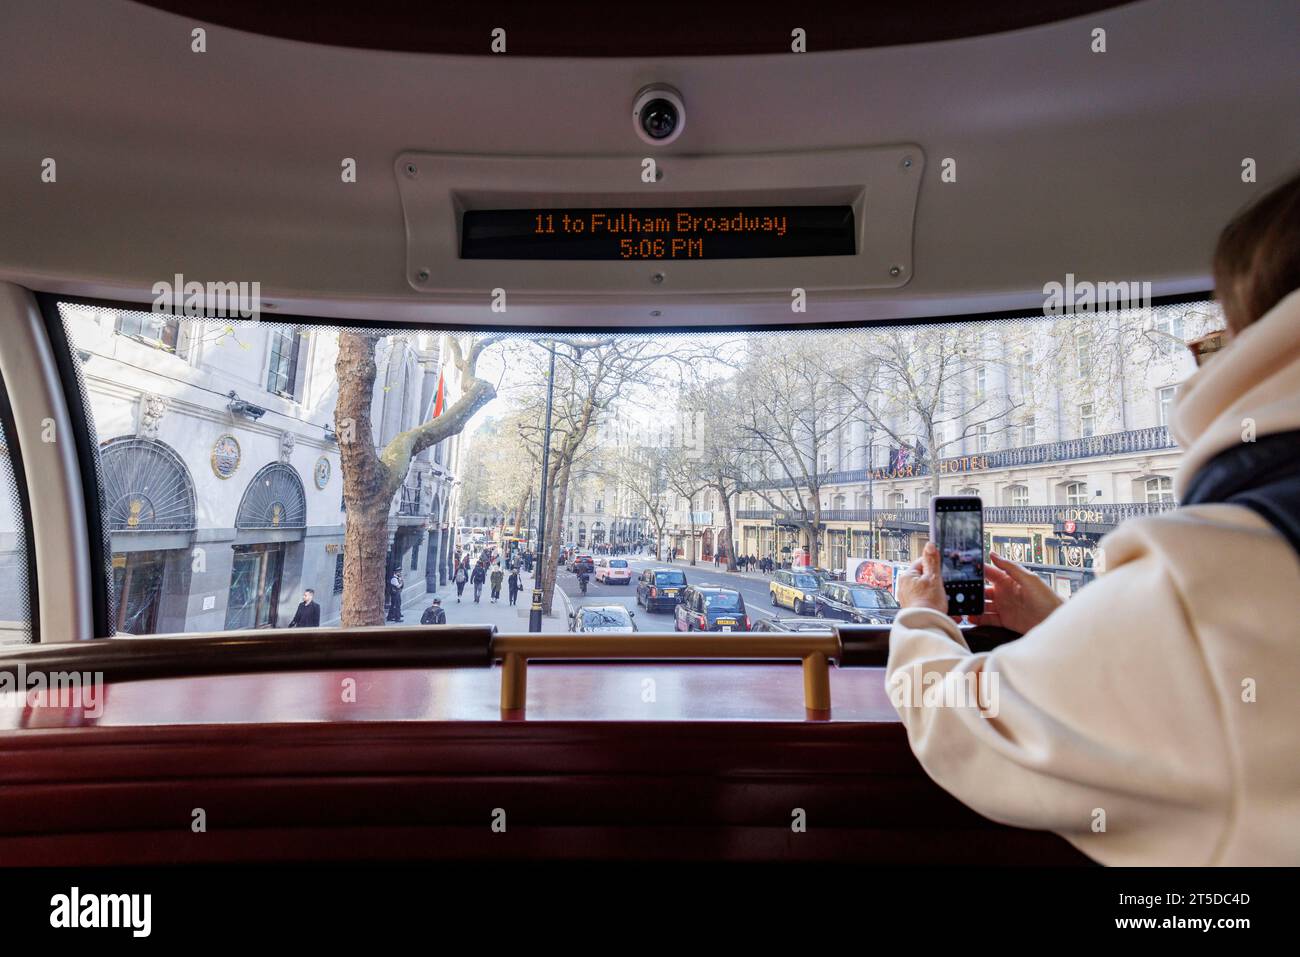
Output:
[[938, 509, 983, 583]]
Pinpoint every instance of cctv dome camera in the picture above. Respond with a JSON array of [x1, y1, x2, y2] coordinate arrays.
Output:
[[633, 85, 684, 146]]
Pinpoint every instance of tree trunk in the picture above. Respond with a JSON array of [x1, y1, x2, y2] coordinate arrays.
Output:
[[340, 504, 391, 626], [335, 330, 499, 627], [336, 333, 393, 628], [717, 478, 738, 572], [809, 496, 824, 566], [541, 456, 573, 613]]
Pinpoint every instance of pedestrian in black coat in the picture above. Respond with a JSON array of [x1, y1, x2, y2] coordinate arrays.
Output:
[[288, 589, 321, 627]]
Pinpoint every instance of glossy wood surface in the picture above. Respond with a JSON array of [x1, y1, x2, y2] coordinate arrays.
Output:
[[0, 663, 1092, 865]]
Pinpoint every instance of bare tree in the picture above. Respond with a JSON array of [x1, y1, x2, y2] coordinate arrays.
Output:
[[602, 444, 671, 559], [334, 332, 500, 626], [731, 339, 863, 567]]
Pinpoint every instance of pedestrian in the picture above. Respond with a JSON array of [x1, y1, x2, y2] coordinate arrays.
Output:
[[420, 596, 446, 625], [471, 562, 486, 603], [287, 588, 321, 627], [490, 564, 504, 603], [508, 568, 520, 606], [454, 563, 468, 601], [386, 569, 404, 622]]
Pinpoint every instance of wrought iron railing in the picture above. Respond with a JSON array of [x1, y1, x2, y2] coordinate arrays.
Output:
[[741, 425, 1176, 493], [735, 501, 1177, 526], [397, 484, 423, 516]]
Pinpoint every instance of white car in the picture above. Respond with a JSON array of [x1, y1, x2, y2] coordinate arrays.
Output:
[[569, 604, 638, 633], [594, 557, 633, 584]]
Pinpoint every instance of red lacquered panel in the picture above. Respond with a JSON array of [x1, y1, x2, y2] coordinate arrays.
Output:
[[0, 664, 1093, 866], [2, 663, 900, 728]]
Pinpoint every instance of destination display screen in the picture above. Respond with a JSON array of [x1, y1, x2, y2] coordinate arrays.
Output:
[[460, 205, 856, 260]]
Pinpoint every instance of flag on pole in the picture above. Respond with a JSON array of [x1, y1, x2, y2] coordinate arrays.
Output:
[[431, 370, 445, 419]]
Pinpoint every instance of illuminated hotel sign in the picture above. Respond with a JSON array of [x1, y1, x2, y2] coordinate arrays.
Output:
[[460, 206, 856, 260]]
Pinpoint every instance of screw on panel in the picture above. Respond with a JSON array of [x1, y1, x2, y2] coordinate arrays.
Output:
[[651, 273, 665, 284], [901, 156, 914, 169], [416, 269, 430, 282], [889, 265, 902, 277], [404, 163, 419, 178]]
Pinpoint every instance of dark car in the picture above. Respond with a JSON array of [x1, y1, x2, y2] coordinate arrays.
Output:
[[814, 582, 900, 624], [751, 617, 834, 633], [674, 584, 750, 632], [569, 553, 595, 575], [637, 567, 687, 612]]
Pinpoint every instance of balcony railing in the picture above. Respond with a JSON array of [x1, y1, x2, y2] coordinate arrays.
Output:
[[735, 501, 1177, 527], [397, 484, 423, 516], [742, 425, 1176, 492]]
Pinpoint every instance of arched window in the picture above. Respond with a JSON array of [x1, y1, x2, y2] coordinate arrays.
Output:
[[1065, 482, 1089, 506], [1005, 484, 1029, 507], [100, 437, 197, 532], [957, 486, 979, 497], [886, 492, 905, 509], [236, 463, 306, 529], [1144, 476, 1174, 503]]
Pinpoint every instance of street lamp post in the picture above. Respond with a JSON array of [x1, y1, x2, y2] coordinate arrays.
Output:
[[867, 425, 875, 558], [529, 344, 557, 633]]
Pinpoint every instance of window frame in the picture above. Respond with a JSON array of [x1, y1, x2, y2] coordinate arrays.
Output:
[[0, 373, 40, 642], [266, 325, 304, 400], [38, 288, 1218, 641]]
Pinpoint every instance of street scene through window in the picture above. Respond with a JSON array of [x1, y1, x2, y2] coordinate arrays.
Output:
[[54, 298, 1223, 635]]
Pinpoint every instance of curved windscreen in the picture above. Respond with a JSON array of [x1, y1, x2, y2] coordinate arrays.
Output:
[[55, 297, 1222, 636]]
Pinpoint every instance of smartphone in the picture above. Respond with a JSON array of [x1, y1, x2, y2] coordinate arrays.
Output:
[[928, 496, 985, 616]]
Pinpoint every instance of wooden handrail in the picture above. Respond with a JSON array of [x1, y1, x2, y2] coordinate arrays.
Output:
[[2, 624, 1020, 721], [0, 626, 496, 683]]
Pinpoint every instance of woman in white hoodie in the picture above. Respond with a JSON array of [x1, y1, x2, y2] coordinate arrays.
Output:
[[890, 171, 1300, 866]]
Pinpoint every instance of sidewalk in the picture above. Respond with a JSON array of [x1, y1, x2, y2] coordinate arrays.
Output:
[[384, 575, 567, 633], [640, 558, 774, 585]]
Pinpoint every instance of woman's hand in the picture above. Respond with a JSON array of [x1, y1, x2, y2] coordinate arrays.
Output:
[[970, 551, 1065, 634], [896, 542, 949, 614]]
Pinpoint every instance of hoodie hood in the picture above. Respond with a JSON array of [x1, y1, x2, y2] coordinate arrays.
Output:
[[1170, 288, 1300, 497]]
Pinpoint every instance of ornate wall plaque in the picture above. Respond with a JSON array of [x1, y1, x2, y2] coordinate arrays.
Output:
[[211, 434, 241, 479], [314, 456, 331, 490]]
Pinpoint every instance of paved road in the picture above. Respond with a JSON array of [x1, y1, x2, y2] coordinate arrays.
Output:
[[554, 556, 822, 629]]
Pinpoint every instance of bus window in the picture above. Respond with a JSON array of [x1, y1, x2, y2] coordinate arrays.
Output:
[[55, 298, 1224, 638], [0, 393, 33, 645]]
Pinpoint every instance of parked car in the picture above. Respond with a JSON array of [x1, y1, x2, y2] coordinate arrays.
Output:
[[751, 617, 834, 633], [814, 582, 900, 624], [594, 557, 633, 584], [637, 568, 687, 612], [769, 569, 822, 616], [569, 553, 595, 574], [569, 604, 637, 633], [674, 584, 750, 632]]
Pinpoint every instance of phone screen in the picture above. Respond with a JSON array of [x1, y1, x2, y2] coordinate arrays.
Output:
[[937, 509, 983, 582], [932, 497, 985, 614]]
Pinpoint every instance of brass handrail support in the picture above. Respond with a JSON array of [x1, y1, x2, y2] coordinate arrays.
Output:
[[493, 632, 840, 719]]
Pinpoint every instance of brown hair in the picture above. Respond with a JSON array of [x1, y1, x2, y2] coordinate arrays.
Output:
[[1213, 168, 1300, 333]]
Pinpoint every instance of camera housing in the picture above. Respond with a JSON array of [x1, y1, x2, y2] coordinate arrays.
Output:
[[632, 85, 685, 146]]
